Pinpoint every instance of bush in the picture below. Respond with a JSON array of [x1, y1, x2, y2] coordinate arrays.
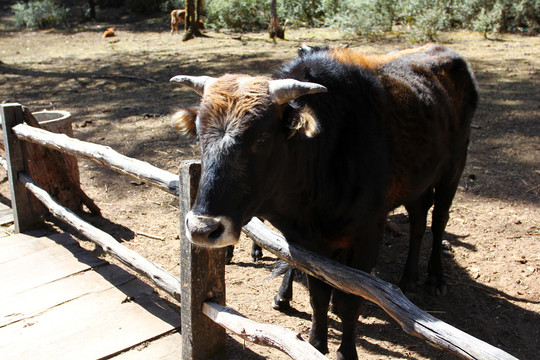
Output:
[[324, 0, 538, 40], [206, 0, 269, 31], [204, 0, 539, 38], [325, 0, 396, 37], [278, 0, 325, 26], [11, 0, 69, 29], [401, 0, 453, 41], [459, 0, 540, 35], [161, 0, 185, 12]]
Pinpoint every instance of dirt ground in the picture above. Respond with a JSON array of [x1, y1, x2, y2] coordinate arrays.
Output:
[[0, 10, 539, 360]]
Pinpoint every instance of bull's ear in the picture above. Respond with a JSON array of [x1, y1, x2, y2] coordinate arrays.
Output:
[[289, 107, 320, 139], [171, 107, 198, 137]]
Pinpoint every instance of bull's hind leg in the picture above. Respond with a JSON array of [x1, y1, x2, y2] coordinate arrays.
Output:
[[428, 181, 460, 296], [273, 267, 295, 310], [401, 189, 434, 292]]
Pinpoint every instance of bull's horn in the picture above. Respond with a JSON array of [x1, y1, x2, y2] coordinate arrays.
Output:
[[268, 79, 327, 105], [170, 75, 217, 95]]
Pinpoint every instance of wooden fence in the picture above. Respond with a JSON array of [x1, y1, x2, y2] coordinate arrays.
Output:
[[0, 103, 518, 360]]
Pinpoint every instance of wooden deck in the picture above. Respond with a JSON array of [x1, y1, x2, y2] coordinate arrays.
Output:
[[0, 231, 182, 360]]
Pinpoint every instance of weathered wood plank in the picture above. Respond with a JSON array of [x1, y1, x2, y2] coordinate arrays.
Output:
[[0, 234, 105, 297], [0, 278, 181, 360], [0, 202, 13, 226], [179, 160, 226, 360], [0, 264, 134, 327], [0, 232, 78, 264], [0, 232, 45, 247], [0, 208, 13, 226], [111, 331, 183, 360]]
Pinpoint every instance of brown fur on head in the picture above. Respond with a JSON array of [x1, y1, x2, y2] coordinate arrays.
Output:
[[199, 75, 273, 130], [172, 74, 322, 140]]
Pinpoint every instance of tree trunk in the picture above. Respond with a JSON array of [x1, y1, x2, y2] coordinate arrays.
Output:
[[87, 0, 96, 20], [196, 0, 204, 25], [183, 0, 203, 41], [269, 0, 284, 39]]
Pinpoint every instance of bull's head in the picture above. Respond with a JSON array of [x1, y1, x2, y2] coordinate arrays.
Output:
[[171, 74, 327, 247]]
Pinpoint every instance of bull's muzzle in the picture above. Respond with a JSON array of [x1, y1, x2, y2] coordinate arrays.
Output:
[[185, 211, 238, 247]]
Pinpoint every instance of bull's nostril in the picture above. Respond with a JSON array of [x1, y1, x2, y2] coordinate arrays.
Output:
[[185, 211, 236, 246], [208, 224, 225, 240]]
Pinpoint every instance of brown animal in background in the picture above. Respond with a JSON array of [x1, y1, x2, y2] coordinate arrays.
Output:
[[170, 9, 186, 35], [170, 9, 204, 35], [103, 27, 115, 38]]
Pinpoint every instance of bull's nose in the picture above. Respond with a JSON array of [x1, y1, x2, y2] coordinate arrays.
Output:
[[186, 213, 224, 241], [185, 211, 238, 247]]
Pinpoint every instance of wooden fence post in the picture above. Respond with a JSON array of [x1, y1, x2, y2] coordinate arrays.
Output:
[[1, 103, 39, 232], [179, 160, 226, 359]]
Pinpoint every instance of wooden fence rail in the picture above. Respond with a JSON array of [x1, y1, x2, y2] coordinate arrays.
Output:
[[243, 218, 518, 360], [12, 122, 179, 196], [1, 103, 519, 360]]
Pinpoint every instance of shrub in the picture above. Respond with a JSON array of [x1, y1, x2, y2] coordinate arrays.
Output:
[[161, 0, 185, 12], [11, 0, 69, 29], [206, 0, 269, 31], [323, 0, 539, 40], [278, 0, 325, 26], [325, 0, 397, 37], [458, 0, 540, 34], [402, 0, 453, 41]]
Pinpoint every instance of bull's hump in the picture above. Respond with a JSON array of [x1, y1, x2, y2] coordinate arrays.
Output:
[[329, 44, 435, 70]]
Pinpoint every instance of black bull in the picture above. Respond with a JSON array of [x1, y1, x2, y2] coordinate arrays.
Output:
[[171, 45, 478, 359]]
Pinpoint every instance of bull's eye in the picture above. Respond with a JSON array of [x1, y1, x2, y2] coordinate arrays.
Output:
[[251, 133, 271, 153]]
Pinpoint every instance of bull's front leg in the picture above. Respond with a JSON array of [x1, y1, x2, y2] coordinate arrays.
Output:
[[251, 242, 263, 262], [332, 289, 361, 360], [307, 275, 332, 354]]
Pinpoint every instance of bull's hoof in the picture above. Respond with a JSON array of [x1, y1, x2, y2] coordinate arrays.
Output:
[[308, 336, 329, 355], [337, 348, 358, 360], [398, 278, 420, 296], [272, 295, 291, 311], [426, 277, 448, 296], [251, 248, 263, 262]]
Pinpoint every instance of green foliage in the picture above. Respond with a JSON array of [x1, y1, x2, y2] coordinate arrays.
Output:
[[401, 0, 454, 42], [325, 0, 396, 37], [323, 0, 539, 40], [206, 0, 269, 31], [458, 0, 540, 35], [11, 0, 69, 29], [278, 0, 325, 26], [161, 0, 185, 12]]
